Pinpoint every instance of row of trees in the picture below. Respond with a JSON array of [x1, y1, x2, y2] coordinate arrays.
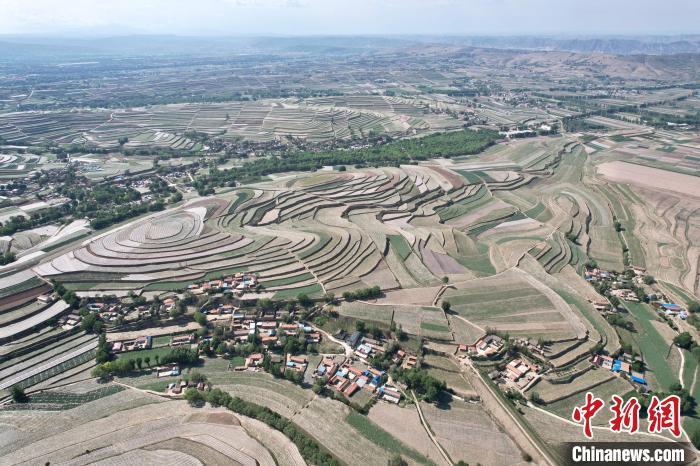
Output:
[[186, 388, 341, 466], [91, 347, 200, 380], [193, 129, 498, 194], [390, 366, 446, 403], [342, 285, 382, 302]]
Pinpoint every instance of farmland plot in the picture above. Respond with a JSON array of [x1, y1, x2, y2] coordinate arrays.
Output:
[[441, 270, 584, 341], [421, 396, 523, 466], [1, 398, 289, 466]]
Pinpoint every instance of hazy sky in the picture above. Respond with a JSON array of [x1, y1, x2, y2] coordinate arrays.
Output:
[[0, 0, 698, 36]]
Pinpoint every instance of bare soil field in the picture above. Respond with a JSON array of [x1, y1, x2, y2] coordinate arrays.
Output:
[[597, 161, 700, 198], [1, 398, 292, 466], [420, 396, 524, 466], [368, 402, 449, 466]]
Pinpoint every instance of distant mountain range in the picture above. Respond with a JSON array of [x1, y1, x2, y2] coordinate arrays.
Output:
[[429, 35, 700, 55], [1, 34, 699, 62]]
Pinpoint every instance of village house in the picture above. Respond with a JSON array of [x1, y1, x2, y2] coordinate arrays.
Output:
[[87, 302, 105, 312], [36, 294, 54, 304], [171, 334, 195, 347], [504, 358, 539, 389], [157, 363, 180, 378], [464, 334, 504, 357], [592, 300, 610, 312], [656, 302, 684, 317], [592, 354, 647, 385], [584, 267, 612, 282], [392, 349, 406, 364], [133, 335, 152, 350], [261, 335, 278, 348], [161, 297, 177, 312], [380, 384, 401, 404], [286, 354, 308, 372], [347, 331, 362, 348], [245, 353, 264, 368], [233, 329, 251, 342], [611, 288, 639, 302], [402, 355, 418, 369], [316, 356, 339, 378], [59, 312, 82, 329], [279, 323, 300, 336]]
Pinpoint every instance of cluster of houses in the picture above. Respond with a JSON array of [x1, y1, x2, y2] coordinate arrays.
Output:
[[378, 384, 402, 404], [167, 377, 207, 395], [87, 301, 124, 322], [225, 314, 321, 349], [584, 267, 613, 282], [158, 363, 181, 378], [584, 264, 689, 320], [84, 296, 179, 323], [58, 311, 83, 329], [489, 357, 541, 391], [592, 354, 647, 385], [111, 335, 152, 353], [653, 302, 688, 320], [610, 288, 640, 303], [287, 354, 308, 372], [321, 357, 386, 399], [188, 273, 259, 295], [459, 334, 504, 357]]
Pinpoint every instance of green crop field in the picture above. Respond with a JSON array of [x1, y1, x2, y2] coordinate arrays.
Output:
[[346, 412, 434, 465]]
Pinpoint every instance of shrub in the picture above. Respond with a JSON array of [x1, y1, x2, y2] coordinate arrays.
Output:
[[674, 332, 694, 350], [11, 386, 28, 403], [184, 387, 205, 407]]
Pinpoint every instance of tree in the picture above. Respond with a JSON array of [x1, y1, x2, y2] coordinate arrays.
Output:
[[95, 333, 111, 364], [80, 313, 102, 334], [297, 294, 313, 308], [144, 356, 151, 367], [193, 310, 207, 326], [690, 427, 700, 450], [689, 301, 700, 314], [388, 454, 407, 466], [91, 364, 111, 381], [11, 386, 28, 403], [529, 391, 544, 405], [396, 323, 407, 341], [136, 357, 143, 370], [441, 301, 451, 313], [674, 332, 694, 350], [189, 370, 208, 384], [312, 376, 327, 394], [118, 136, 129, 146], [184, 387, 206, 407], [608, 296, 621, 308], [643, 275, 656, 285], [257, 298, 275, 312]]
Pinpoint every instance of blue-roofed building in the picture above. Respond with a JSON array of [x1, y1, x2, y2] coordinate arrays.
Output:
[[631, 375, 647, 385], [660, 303, 682, 312], [347, 331, 362, 348], [612, 360, 622, 372]]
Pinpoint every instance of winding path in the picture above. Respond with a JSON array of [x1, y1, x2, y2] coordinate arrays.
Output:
[[411, 390, 453, 465]]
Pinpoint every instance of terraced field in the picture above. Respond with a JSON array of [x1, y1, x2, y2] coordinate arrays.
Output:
[[441, 270, 587, 341], [0, 398, 298, 466]]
